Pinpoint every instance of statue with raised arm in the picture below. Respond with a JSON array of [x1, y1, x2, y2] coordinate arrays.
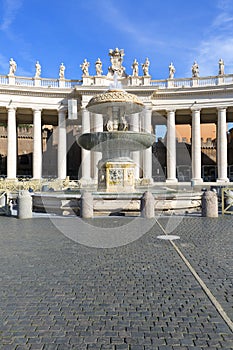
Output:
[[35, 61, 41, 78], [59, 62, 65, 79], [131, 59, 139, 76], [169, 62, 175, 79], [218, 58, 224, 76], [9, 58, 17, 76], [142, 58, 150, 76], [95, 58, 103, 76], [192, 61, 199, 77], [80, 59, 90, 76]]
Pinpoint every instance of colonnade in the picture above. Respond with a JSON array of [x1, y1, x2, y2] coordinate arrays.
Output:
[[6, 107, 67, 180], [165, 107, 229, 184], [4, 104, 230, 184]]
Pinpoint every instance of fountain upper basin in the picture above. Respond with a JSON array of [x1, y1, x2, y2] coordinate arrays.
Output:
[[86, 89, 144, 115], [78, 131, 155, 152]]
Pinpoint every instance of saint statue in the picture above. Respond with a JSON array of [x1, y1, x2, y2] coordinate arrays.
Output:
[[9, 58, 17, 76], [35, 61, 41, 78], [95, 58, 103, 76], [169, 62, 175, 79], [80, 59, 90, 76], [59, 63, 65, 79], [192, 61, 199, 77], [142, 58, 150, 76], [218, 58, 224, 76], [131, 59, 139, 76]]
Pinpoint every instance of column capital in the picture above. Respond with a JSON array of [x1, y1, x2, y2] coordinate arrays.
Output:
[[6, 106, 17, 112], [166, 109, 176, 114], [217, 106, 227, 112], [191, 107, 201, 113], [58, 106, 67, 116], [81, 107, 90, 115], [32, 108, 42, 113], [144, 104, 152, 110]]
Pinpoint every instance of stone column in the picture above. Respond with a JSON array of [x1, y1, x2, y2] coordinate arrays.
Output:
[[217, 107, 229, 182], [7, 107, 17, 179], [92, 113, 103, 180], [166, 109, 177, 183], [33, 109, 42, 179], [131, 113, 140, 179], [191, 108, 203, 184], [81, 108, 91, 180], [142, 107, 152, 181], [58, 108, 67, 179]]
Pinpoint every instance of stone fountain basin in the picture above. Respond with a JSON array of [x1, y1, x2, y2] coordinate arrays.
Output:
[[78, 131, 155, 152]]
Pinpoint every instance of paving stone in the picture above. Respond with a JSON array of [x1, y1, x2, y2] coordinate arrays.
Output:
[[0, 216, 233, 349]]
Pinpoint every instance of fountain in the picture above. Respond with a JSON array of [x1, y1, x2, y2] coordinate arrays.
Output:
[[32, 49, 202, 216], [78, 74, 154, 192]]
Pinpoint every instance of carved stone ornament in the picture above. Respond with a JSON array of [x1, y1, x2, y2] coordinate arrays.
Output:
[[86, 89, 144, 114], [109, 169, 123, 184], [108, 48, 127, 78]]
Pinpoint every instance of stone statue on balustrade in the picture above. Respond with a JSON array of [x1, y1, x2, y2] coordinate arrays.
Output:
[[9, 58, 17, 76], [142, 58, 150, 76], [35, 61, 41, 78], [59, 63, 65, 79], [107, 48, 127, 78], [218, 58, 224, 76], [131, 59, 139, 76], [80, 59, 90, 76], [95, 58, 103, 76], [169, 62, 175, 79], [192, 61, 199, 77]]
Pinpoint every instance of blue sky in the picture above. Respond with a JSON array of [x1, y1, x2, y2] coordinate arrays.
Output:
[[0, 0, 233, 80]]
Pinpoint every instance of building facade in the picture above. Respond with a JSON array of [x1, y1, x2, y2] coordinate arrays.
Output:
[[0, 49, 233, 185]]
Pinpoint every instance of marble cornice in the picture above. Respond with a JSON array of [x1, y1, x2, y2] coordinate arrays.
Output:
[[152, 85, 233, 99], [76, 86, 154, 98], [0, 87, 70, 98], [1, 83, 233, 101], [151, 99, 233, 111]]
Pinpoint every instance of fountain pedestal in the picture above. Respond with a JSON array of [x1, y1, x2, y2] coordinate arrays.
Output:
[[98, 161, 135, 192]]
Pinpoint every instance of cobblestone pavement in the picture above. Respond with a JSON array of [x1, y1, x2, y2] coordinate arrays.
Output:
[[0, 215, 232, 349]]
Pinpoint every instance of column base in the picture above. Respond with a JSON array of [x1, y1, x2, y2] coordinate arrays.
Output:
[[80, 178, 96, 187], [191, 178, 203, 186], [166, 178, 178, 184], [140, 178, 154, 186], [216, 178, 229, 183]]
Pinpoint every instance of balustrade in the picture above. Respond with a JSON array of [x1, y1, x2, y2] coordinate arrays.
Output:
[[0, 73, 232, 89]]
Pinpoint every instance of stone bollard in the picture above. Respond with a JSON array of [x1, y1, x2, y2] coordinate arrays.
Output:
[[81, 191, 93, 218], [202, 190, 218, 218], [17, 190, 32, 219], [141, 191, 154, 218]]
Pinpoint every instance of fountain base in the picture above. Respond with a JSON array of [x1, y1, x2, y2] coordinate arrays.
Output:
[[98, 161, 136, 192]]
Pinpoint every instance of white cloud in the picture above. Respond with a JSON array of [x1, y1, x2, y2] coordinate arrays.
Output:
[[188, 0, 233, 77], [194, 37, 233, 76], [0, 0, 23, 31], [93, 0, 163, 49]]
